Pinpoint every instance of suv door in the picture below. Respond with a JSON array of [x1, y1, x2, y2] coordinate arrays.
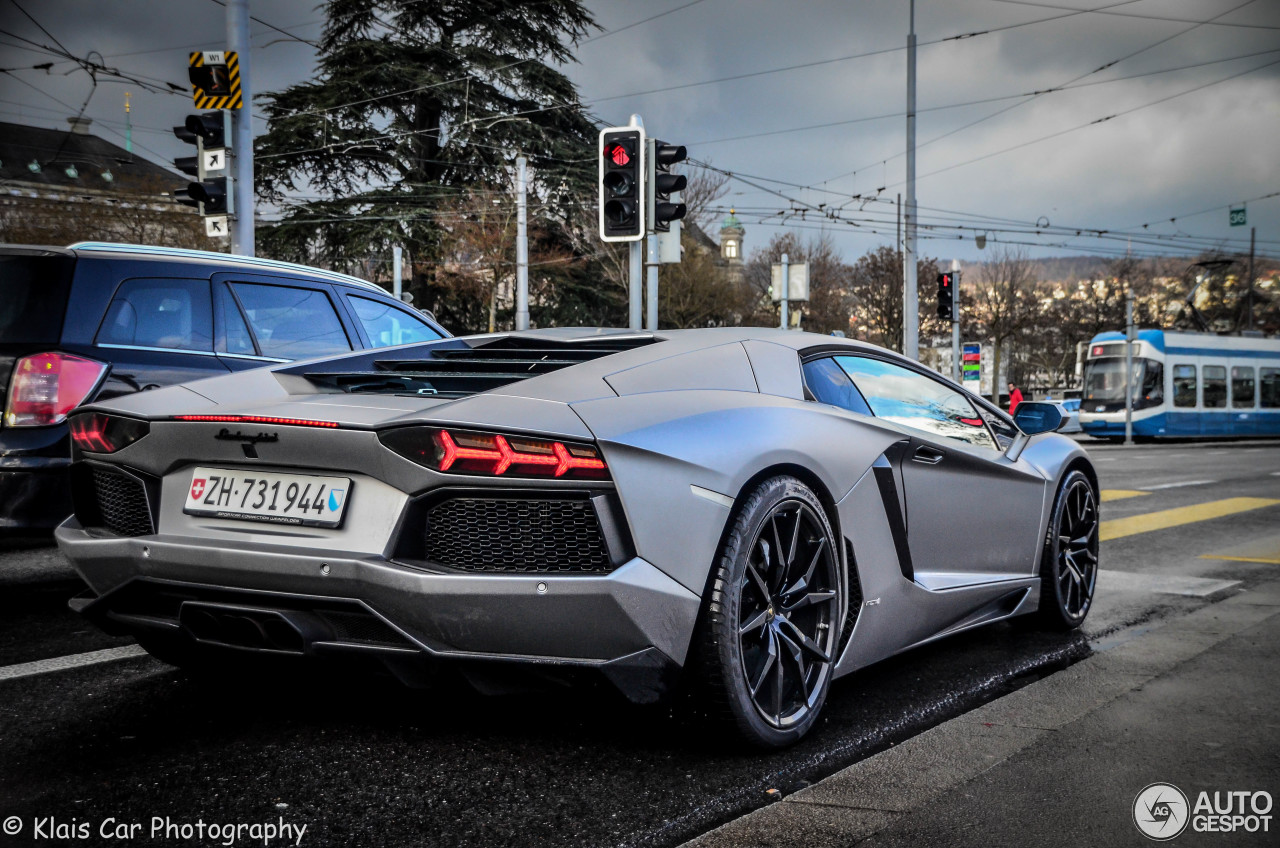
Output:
[[91, 276, 230, 400], [830, 355, 1047, 586], [212, 273, 354, 369]]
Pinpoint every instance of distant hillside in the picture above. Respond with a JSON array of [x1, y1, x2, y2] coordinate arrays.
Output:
[[955, 255, 1112, 284]]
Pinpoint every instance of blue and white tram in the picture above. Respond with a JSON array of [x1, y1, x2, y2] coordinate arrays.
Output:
[[1078, 330, 1280, 439]]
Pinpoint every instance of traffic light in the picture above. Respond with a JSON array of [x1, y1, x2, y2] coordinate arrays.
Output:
[[599, 127, 645, 242], [172, 112, 230, 222], [936, 272, 955, 320], [649, 140, 687, 233]]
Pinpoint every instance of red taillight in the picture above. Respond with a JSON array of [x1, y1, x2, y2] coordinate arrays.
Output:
[[381, 427, 609, 480], [4, 352, 108, 427], [68, 411, 149, 453], [172, 415, 339, 428]]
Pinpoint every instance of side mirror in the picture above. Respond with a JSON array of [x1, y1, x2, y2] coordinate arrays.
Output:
[[1006, 402, 1064, 462], [1013, 401, 1064, 436]]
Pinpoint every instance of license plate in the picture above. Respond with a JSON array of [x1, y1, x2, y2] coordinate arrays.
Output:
[[183, 467, 352, 528]]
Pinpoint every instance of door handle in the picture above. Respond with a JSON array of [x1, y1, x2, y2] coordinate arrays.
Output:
[[912, 446, 945, 465]]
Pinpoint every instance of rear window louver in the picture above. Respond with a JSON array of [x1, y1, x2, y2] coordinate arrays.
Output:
[[303, 336, 659, 398]]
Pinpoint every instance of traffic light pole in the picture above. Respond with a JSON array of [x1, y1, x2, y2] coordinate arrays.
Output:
[[903, 0, 918, 360], [628, 114, 644, 331], [516, 155, 529, 331], [952, 267, 961, 384], [1124, 289, 1134, 446], [227, 0, 253, 256], [780, 252, 790, 330]]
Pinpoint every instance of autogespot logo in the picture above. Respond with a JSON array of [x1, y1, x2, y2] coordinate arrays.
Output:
[[1134, 783, 1190, 841]]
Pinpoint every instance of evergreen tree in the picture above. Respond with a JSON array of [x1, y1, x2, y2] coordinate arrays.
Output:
[[254, 0, 600, 326]]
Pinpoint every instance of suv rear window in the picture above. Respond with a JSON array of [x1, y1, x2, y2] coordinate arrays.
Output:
[[96, 278, 214, 352], [0, 253, 74, 344]]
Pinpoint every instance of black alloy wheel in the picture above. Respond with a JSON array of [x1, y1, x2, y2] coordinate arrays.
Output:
[[690, 476, 842, 748], [1031, 469, 1099, 629]]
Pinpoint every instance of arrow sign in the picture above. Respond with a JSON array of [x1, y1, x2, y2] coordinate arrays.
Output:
[[205, 216, 229, 238], [202, 148, 226, 173]]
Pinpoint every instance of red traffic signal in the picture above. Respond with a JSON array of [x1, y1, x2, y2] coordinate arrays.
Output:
[[599, 127, 645, 242]]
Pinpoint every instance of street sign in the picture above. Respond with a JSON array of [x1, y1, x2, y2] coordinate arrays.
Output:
[[202, 148, 227, 173], [962, 342, 981, 381], [1229, 207, 1246, 227], [204, 216, 230, 238], [770, 263, 809, 302], [188, 51, 242, 110]]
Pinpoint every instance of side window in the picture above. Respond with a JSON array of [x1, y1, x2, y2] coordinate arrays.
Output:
[[977, 404, 1018, 450], [1231, 366, 1255, 409], [230, 283, 351, 360], [1172, 365, 1197, 407], [834, 356, 997, 449], [1203, 365, 1227, 409], [802, 356, 872, 416], [1262, 368, 1280, 409], [346, 294, 442, 348], [96, 278, 212, 352], [1142, 361, 1164, 405], [214, 283, 255, 356]]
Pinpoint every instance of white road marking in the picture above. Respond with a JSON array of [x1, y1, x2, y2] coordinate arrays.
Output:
[[1140, 480, 1216, 490], [1099, 570, 1241, 599], [0, 645, 148, 682], [1271, 472, 1280, 476]]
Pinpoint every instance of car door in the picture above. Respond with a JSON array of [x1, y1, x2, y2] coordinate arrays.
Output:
[[211, 273, 354, 369], [832, 355, 1048, 585], [91, 276, 231, 400]]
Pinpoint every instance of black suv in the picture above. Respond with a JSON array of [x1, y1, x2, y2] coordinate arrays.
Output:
[[1, 242, 449, 534]]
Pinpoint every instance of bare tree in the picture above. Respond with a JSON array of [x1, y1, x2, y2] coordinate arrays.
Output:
[[681, 164, 730, 232], [971, 246, 1039, 402]]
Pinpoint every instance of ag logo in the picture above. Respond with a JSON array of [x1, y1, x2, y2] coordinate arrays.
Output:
[[1134, 783, 1190, 840]]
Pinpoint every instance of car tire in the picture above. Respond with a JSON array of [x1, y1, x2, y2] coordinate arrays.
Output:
[[1028, 469, 1099, 630], [687, 475, 842, 748]]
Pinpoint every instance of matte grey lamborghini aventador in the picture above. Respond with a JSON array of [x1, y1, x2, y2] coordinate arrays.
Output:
[[56, 327, 1098, 747]]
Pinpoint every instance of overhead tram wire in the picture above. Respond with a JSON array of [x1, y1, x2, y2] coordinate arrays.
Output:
[[1117, 189, 1280, 232], [879, 55, 1280, 190], [206, 0, 317, 47], [686, 46, 1280, 147], [268, 0, 1144, 129], [807, 0, 1264, 191], [981, 0, 1280, 30]]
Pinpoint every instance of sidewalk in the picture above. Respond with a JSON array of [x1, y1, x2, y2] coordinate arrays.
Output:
[[684, 582, 1280, 847]]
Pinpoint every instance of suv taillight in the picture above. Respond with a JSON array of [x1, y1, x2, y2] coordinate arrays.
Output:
[[4, 352, 109, 427]]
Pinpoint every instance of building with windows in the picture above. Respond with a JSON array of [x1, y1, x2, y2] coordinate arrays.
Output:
[[0, 117, 212, 248]]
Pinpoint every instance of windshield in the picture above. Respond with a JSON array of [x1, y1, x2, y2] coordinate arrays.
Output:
[[0, 253, 74, 344], [1083, 357, 1164, 410]]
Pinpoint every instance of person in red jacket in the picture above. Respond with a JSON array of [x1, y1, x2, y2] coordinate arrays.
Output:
[[1007, 382, 1023, 415]]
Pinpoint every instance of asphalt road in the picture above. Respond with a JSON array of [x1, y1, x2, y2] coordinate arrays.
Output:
[[1, 439, 1277, 848]]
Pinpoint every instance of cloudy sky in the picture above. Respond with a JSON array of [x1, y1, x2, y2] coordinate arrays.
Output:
[[2, 0, 1277, 265]]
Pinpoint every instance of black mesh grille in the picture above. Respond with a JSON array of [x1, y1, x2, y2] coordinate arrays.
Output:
[[316, 610, 410, 647], [91, 468, 154, 536], [423, 497, 611, 573]]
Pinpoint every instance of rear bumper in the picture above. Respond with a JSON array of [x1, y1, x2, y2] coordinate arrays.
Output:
[[0, 457, 73, 533], [54, 518, 701, 702]]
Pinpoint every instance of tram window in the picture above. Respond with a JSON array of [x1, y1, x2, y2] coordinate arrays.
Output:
[[1232, 367, 1256, 408], [1261, 368, 1280, 409], [1142, 361, 1164, 405], [1173, 365, 1197, 408], [1203, 365, 1227, 409]]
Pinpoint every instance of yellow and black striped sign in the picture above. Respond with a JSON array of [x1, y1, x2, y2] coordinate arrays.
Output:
[[188, 51, 242, 110]]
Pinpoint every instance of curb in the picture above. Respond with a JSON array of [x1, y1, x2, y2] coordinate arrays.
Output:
[[680, 582, 1280, 847]]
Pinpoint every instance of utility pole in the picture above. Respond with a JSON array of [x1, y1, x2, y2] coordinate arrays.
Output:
[[628, 114, 644, 331], [515, 155, 529, 331], [227, 0, 254, 256], [392, 246, 402, 301], [903, 0, 918, 360], [1124, 288, 1134, 446], [1245, 226, 1256, 331], [780, 252, 790, 330], [951, 259, 961, 383]]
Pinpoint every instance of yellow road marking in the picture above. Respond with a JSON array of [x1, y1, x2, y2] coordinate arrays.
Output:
[[1100, 498, 1280, 542], [1101, 489, 1152, 502], [1199, 554, 1280, 565]]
